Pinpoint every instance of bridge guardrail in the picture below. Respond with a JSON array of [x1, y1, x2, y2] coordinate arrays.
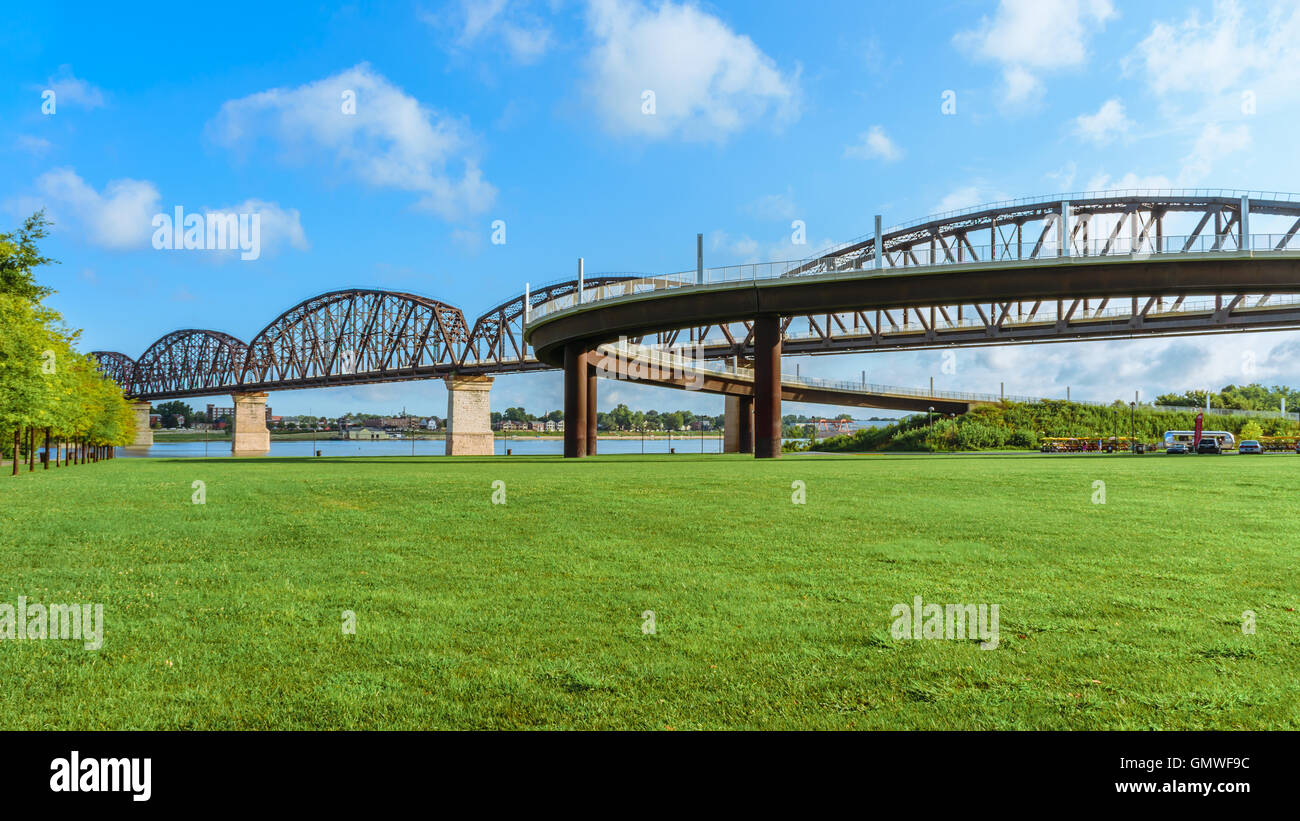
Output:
[[818, 188, 1300, 258], [527, 233, 1300, 328]]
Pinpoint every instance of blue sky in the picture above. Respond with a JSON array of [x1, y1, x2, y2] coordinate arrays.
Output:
[[4, 0, 1299, 418]]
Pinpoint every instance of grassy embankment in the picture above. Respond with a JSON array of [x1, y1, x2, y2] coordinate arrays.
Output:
[[803, 400, 1300, 453]]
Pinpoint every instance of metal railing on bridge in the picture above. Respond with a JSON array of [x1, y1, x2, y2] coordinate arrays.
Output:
[[528, 233, 1300, 325]]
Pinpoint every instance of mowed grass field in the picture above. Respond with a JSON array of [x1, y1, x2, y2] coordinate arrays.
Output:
[[1, 452, 1297, 730]]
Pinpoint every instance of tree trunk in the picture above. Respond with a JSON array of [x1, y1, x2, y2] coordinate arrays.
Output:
[[43, 428, 50, 470], [28, 428, 35, 471], [10, 429, 17, 476]]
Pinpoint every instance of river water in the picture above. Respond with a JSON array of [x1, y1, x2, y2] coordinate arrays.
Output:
[[117, 436, 728, 458]]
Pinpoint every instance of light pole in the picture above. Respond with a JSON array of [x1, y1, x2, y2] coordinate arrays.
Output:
[[1129, 401, 1136, 451], [928, 406, 935, 438]]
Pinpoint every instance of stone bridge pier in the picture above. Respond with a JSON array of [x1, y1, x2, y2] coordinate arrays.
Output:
[[126, 400, 153, 449], [231, 391, 271, 456], [445, 375, 494, 455]]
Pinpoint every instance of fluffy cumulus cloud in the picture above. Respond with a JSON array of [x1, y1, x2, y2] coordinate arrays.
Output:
[[207, 63, 496, 221], [26, 167, 160, 249], [582, 0, 799, 140], [1073, 98, 1132, 144], [1130, 0, 1300, 98], [955, 0, 1115, 106], [844, 125, 902, 162], [10, 168, 309, 258]]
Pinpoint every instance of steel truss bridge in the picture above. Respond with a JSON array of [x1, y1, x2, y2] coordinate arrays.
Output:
[[94, 190, 1300, 406]]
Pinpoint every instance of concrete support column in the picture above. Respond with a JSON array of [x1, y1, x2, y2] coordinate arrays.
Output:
[[739, 395, 754, 454], [724, 395, 741, 452], [444, 375, 495, 455], [564, 343, 588, 458], [585, 356, 597, 456], [126, 400, 153, 449], [231, 392, 271, 456], [753, 315, 782, 459]]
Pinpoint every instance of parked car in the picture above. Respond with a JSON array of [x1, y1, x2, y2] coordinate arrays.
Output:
[[1166, 442, 1189, 454], [1238, 439, 1263, 454], [1196, 437, 1223, 454]]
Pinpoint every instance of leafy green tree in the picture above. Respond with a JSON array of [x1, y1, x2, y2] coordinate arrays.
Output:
[[0, 211, 57, 303], [154, 400, 195, 428]]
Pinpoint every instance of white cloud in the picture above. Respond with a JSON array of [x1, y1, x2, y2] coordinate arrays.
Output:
[[15, 135, 53, 156], [955, 0, 1115, 106], [1127, 0, 1300, 139], [428, 0, 554, 65], [1178, 122, 1251, 185], [43, 65, 106, 109], [1132, 0, 1253, 97], [582, 0, 799, 141], [1000, 65, 1043, 106], [11, 168, 309, 258], [208, 199, 310, 256], [844, 125, 902, 162], [709, 228, 833, 265], [932, 185, 1010, 215], [1084, 171, 1175, 192], [27, 167, 160, 249], [747, 188, 797, 221], [208, 63, 496, 221], [1073, 98, 1132, 144], [1045, 161, 1078, 191]]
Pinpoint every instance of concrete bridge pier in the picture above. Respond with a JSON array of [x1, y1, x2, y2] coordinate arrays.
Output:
[[445, 375, 495, 455], [753, 315, 782, 458], [126, 399, 153, 449], [723, 395, 754, 453], [231, 391, 271, 456]]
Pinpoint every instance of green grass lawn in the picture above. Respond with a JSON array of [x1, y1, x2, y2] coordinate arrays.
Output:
[[1, 452, 1297, 730]]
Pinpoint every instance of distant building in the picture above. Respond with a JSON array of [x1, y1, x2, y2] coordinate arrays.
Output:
[[207, 403, 273, 422], [343, 428, 387, 440]]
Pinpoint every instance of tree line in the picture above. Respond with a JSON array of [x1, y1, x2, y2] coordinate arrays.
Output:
[[1, 212, 136, 474], [1156, 383, 1300, 412]]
